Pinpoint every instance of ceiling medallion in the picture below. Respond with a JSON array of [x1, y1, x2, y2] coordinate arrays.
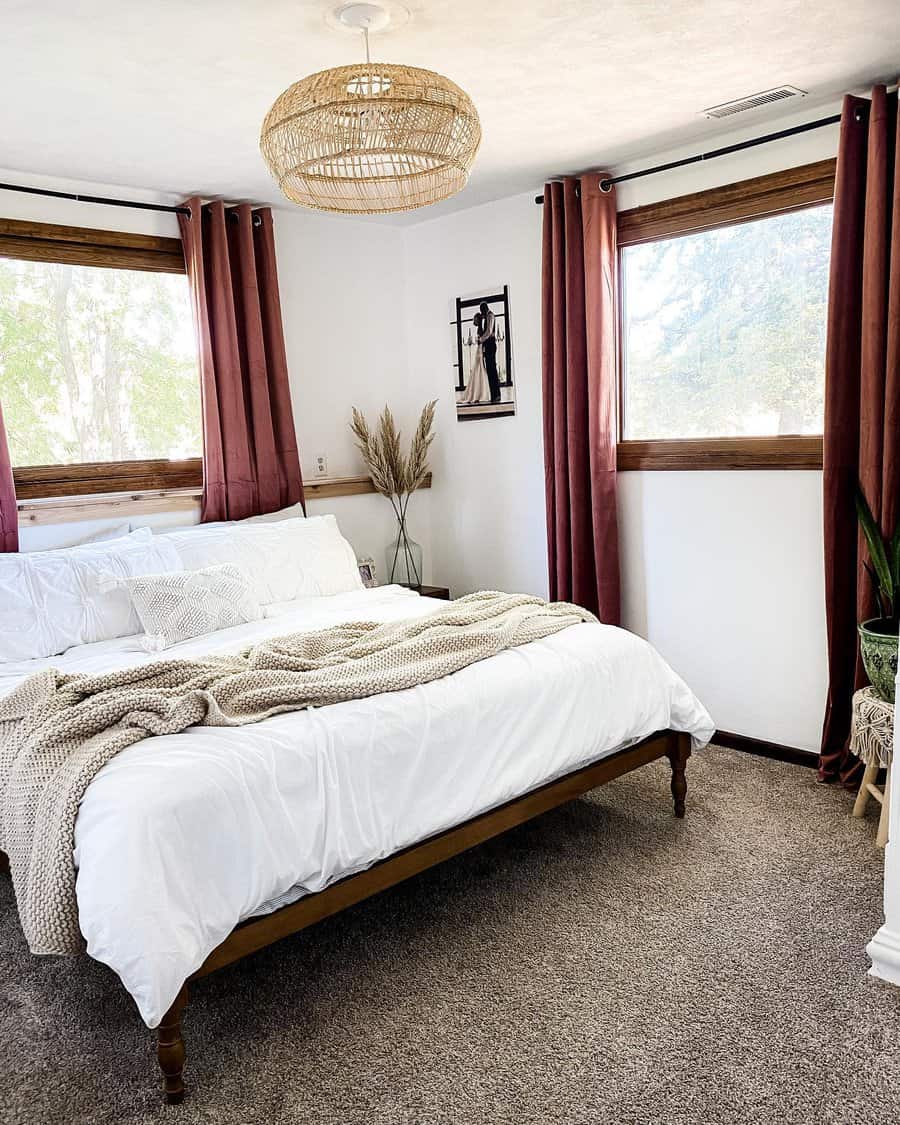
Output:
[[260, 2, 481, 215]]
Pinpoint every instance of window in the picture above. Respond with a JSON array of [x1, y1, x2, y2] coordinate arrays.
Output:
[[0, 218, 202, 498], [616, 159, 835, 469]]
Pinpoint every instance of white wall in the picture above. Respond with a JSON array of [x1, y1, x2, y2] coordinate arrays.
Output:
[[2, 101, 841, 750], [0, 169, 426, 571], [401, 193, 548, 597], [401, 105, 842, 752]]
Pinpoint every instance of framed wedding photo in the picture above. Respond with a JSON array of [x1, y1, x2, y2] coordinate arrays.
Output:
[[358, 558, 378, 588], [451, 285, 516, 421]]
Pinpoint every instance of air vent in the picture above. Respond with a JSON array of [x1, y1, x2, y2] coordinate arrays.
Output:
[[702, 86, 806, 119]]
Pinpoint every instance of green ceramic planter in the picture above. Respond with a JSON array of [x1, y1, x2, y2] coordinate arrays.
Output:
[[859, 618, 899, 703]]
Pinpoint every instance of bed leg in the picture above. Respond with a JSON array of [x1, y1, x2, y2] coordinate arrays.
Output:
[[157, 984, 189, 1105], [667, 733, 691, 818]]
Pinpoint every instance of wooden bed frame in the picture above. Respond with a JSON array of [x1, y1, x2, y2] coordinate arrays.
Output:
[[1, 728, 691, 1104]]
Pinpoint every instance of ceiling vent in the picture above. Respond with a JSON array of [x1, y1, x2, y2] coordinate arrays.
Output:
[[702, 86, 806, 119]]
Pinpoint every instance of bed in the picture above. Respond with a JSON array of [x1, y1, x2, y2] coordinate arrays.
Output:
[[0, 515, 713, 1103]]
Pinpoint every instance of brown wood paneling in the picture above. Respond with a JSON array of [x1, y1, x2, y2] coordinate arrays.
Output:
[[617, 157, 836, 246], [0, 217, 185, 272], [616, 436, 823, 470], [193, 730, 679, 977], [13, 458, 203, 499]]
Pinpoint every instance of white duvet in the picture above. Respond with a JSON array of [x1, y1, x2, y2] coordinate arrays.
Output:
[[0, 585, 713, 1028]]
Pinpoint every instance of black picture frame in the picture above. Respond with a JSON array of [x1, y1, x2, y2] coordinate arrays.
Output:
[[451, 285, 515, 421]]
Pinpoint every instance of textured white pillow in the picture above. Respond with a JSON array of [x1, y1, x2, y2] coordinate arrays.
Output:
[[159, 514, 361, 604], [124, 564, 263, 651], [0, 528, 183, 663]]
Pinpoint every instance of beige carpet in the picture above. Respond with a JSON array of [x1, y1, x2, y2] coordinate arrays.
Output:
[[1, 744, 898, 1125]]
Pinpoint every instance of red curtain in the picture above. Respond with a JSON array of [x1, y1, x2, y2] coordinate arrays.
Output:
[[541, 175, 621, 622], [0, 400, 17, 552], [820, 85, 900, 785], [179, 199, 304, 523]]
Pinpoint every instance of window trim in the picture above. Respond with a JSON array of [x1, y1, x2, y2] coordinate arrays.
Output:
[[0, 217, 200, 499], [616, 436, 823, 471], [0, 217, 186, 273], [13, 458, 202, 501], [615, 158, 835, 470]]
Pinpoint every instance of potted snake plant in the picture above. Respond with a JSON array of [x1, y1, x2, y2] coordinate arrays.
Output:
[[856, 485, 900, 702]]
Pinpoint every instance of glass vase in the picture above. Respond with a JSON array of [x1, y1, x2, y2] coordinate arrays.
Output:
[[385, 520, 424, 588]]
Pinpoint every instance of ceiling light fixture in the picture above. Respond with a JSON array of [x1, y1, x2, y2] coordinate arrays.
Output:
[[259, 2, 482, 215]]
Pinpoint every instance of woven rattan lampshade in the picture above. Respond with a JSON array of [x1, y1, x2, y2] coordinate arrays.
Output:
[[260, 61, 481, 215]]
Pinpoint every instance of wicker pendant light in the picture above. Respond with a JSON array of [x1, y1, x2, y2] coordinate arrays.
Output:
[[260, 3, 481, 215]]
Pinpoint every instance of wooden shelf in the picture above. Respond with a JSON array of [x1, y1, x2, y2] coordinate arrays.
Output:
[[16, 473, 432, 526], [17, 488, 202, 526], [304, 472, 431, 501]]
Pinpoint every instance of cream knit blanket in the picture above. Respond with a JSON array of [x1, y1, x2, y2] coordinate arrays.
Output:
[[0, 591, 594, 956]]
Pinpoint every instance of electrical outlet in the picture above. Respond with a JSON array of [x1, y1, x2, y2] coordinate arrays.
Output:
[[314, 454, 328, 477]]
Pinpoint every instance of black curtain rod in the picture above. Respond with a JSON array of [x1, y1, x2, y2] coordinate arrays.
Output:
[[533, 111, 844, 203], [0, 180, 191, 216]]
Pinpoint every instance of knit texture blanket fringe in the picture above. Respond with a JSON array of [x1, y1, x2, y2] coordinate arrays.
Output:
[[0, 591, 595, 956]]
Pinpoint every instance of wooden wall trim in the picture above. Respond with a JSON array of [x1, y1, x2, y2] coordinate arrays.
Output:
[[714, 729, 817, 769], [617, 157, 836, 246], [15, 472, 432, 524], [16, 489, 202, 526], [616, 436, 823, 471]]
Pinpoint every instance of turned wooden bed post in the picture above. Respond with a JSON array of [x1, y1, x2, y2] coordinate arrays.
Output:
[[157, 984, 189, 1104], [666, 732, 691, 818]]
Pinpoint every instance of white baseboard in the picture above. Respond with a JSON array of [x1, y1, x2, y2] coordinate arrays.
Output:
[[867, 924, 900, 987]]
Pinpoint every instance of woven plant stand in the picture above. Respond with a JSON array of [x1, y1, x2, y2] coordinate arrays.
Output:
[[850, 687, 894, 848]]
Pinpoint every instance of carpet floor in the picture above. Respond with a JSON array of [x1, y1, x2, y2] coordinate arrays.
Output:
[[1, 744, 898, 1125]]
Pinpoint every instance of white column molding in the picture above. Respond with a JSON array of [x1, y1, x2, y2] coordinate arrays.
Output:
[[867, 662, 900, 985]]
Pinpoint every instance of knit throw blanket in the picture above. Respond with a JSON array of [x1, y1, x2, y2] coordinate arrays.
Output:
[[0, 591, 594, 956]]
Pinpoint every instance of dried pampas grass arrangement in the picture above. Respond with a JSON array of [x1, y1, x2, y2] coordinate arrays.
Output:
[[350, 401, 437, 586]]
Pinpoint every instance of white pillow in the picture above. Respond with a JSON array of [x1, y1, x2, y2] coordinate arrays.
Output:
[[159, 515, 362, 604], [84, 523, 132, 542], [0, 528, 183, 663], [31, 522, 132, 550], [241, 502, 306, 524], [124, 564, 262, 651], [175, 502, 307, 535]]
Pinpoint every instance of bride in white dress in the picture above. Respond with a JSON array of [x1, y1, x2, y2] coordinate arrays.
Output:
[[460, 313, 491, 404]]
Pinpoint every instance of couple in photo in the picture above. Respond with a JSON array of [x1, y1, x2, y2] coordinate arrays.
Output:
[[461, 302, 502, 404]]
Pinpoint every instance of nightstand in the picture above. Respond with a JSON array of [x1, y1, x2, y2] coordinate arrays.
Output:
[[412, 585, 451, 600]]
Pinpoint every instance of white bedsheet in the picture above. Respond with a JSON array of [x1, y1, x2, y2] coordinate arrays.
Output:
[[0, 586, 713, 1028]]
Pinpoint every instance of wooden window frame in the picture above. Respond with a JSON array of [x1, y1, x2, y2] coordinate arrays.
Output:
[[0, 216, 203, 500], [615, 158, 835, 471]]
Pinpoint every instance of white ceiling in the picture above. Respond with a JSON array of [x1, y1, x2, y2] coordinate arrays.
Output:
[[1, 0, 897, 224]]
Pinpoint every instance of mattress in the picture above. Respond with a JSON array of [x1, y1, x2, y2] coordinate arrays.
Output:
[[0, 585, 713, 1028]]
